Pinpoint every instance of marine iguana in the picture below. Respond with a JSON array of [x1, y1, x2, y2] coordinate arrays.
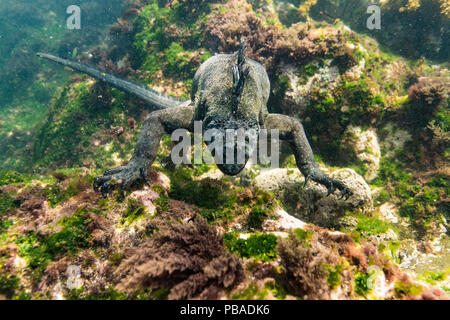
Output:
[[37, 42, 351, 199]]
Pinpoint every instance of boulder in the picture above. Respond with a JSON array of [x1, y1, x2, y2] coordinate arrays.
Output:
[[379, 122, 412, 157], [378, 202, 399, 224], [341, 125, 381, 181], [275, 61, 341, 118], [254, 168, 372, 227]]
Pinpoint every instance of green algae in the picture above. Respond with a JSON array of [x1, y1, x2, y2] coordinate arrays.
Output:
[[247, 206, 268, 230], [67, 287, 129, 300], [14, 206, 92, 279], [292, 228, 313, 243], [354, 271, 371, 296], [0, 194, 19, 216], [355, 215, 392, 235], [122, 198, 148, 224], [339, 211, 395, 237], [0, 274, 20, 299], [166, 166, 277, 225], [394, 280, 422, 297], [231, 283, 269, 300], [165, 42, 211, 78], [264, 280, 287, 300], [224, 232, 278, 262], [326, 263, 343, 289], [169, 168, 234, 209], [0, 219, 13, 233], [418, 270, 448, 286], [132, 1, 212, 85], [0, 171, 28, 186], [39, 174, 94, 208], [152, 185, 170, 213], [374, 189, 391, 206]]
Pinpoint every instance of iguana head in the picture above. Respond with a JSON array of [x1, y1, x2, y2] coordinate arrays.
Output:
[[207, 41, 261, 175], [204, 117, 259, 175]]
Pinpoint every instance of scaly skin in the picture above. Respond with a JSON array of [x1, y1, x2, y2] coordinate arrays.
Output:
[[38, 44, 351, 199]]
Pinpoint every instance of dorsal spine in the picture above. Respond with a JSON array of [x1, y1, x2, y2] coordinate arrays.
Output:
[[232, 41, 250, 113]]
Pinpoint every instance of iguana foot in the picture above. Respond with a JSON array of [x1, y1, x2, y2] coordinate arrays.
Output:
[[326, 178, 352, 200], [305, 171, 352, 200], [93, 160, 149, 198]]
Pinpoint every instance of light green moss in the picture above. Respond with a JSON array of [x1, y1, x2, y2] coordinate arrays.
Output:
[[224, 232, 278, 262], [231, 283, 268, 300], [394, 280, 422, 297], [264, 280, 287, 300], [326, 263, 343, 289], [354, 271, 370, 296], [122, 198, 148, 224], [15, 206, 91, 279]]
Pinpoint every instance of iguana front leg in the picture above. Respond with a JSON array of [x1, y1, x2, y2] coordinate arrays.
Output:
[[94, 103, 195, 197], [263, 113, 351, 199]]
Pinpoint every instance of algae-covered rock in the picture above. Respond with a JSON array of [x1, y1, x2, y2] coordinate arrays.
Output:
[[378, 202, 400, 224], [341, 125, 381, 181], [254, 168, 372, 227], [275, 61, 341, 118], [378, 122, 412, 157], [0, 166, 448, 300], [253, 168, 304, 195], [263, 207, 308, 232], [308, 169, 373, 225]]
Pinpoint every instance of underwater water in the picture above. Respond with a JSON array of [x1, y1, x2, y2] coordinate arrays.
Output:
[[0, 0, 448, 301]]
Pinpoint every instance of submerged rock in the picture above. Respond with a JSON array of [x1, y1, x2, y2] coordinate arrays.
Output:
[[263, 207, 308, 232], [379, 122, 412, 157], [341, 125, 381, 181], [378, 202, 400, 224], [276, 60, 341, 118], [253, 168, 304, 194], [254, 168, 372, 227]]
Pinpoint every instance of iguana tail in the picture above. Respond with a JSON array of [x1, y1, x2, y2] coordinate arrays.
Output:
[[37, 52, 187, 109]]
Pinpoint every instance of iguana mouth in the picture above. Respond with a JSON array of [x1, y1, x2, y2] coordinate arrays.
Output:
[[216, 162, 247, 176]]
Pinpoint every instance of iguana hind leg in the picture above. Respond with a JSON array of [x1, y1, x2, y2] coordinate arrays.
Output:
[[263, 113, 351, 199], [94, 103, 195, 197]]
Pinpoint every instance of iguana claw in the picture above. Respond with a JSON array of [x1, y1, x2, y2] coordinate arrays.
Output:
[[93, 160, 148, 198], [326, 183, 336, 197], [140, 167, 151, 187], [304, 175, 310, 188], [306, 171, 351, 200], [101, 181, 112, 198], [339, 186, 352, 200]]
